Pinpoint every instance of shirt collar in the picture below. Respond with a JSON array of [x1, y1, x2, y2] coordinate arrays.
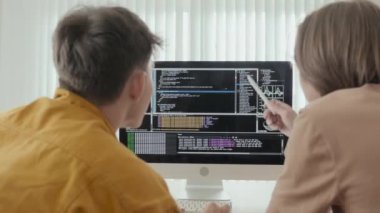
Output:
[[54, 88, 116, 134]]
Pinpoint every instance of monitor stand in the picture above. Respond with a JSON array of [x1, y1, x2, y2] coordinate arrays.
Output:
[[176, 179, 230, 201]]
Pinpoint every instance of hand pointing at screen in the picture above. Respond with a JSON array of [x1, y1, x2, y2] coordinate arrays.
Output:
[[263, 100, 297, 137]]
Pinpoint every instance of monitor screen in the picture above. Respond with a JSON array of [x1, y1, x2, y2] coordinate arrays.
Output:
[[119, 61, 292, 165]]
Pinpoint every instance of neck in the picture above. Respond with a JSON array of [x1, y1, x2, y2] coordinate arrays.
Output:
[[98, 103, 124, 132]]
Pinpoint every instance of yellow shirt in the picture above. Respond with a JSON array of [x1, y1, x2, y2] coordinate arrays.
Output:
[[0, 88, 179, 213]]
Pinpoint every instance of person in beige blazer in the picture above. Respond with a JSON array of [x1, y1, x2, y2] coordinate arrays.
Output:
[[264, 0, 380, 212]]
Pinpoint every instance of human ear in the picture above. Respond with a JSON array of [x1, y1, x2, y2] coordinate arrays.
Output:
[[127, 71, 147, 101]]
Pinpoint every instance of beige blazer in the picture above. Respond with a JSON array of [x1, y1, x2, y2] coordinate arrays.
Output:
[[267, 84, 380, 213]]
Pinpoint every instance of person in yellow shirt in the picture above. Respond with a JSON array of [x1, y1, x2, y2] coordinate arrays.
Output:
[[0, 6, 228, 213]]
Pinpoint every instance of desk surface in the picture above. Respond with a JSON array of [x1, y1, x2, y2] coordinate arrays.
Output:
[[166, 179, 276, 213]]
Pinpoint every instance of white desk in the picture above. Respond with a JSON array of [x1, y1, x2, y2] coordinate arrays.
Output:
[[166, 179, 276, 213]]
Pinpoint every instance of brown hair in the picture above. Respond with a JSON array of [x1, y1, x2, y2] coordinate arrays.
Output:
[[295, 0, 380, 95], [53, 6, 161, 105]]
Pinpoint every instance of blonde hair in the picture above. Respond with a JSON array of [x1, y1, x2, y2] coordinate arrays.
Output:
[[295, 0, 380, 95]]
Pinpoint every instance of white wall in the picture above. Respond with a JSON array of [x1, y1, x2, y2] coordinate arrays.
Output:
[[4, 0, 377, 112], [0, 0, 307, 112], [0, 0, 56, 110]]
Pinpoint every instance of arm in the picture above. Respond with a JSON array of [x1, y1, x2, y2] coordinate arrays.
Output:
[[264, 100, 297, 137], [267, 111, 338, 213]]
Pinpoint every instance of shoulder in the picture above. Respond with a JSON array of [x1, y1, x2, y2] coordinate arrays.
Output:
[[87, 143, 177, 211], [66, 123, 178, 211], [0, 98, 47, 125], [297, 86, 367, 128], [66, 145, 178, 212], [62, 131, 177, 212], [71, 128, 176, 211]]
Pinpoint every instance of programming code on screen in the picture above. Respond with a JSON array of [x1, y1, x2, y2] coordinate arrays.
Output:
[[119, 62, 292, 164]]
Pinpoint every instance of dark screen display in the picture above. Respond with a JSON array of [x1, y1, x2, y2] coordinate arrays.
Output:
[[119, 61, 292, 165]]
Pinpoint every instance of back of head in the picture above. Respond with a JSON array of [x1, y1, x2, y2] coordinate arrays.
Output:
[[295, 0, 380, 95], [53, 6, 161, 105]]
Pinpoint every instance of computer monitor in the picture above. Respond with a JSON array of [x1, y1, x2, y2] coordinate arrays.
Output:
[[119, 61, 292, 199]]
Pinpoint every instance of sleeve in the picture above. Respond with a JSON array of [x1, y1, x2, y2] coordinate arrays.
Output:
[[267, 111, 338, 213]]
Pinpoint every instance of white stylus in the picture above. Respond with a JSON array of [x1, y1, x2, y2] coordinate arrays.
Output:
[[247, 75, 269, 105]]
